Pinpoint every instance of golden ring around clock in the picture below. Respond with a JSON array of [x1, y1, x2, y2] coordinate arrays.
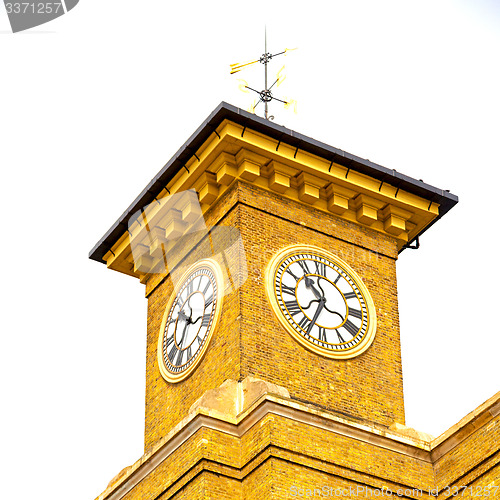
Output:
[[265, 244, 377, 359], [157, 258, 224, 383]]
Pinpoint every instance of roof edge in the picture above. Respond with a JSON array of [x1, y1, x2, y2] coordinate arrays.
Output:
[[89, 102, 458, 264]]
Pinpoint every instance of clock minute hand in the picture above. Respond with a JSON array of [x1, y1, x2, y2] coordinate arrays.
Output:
[[306, 297, 326, 335], [177, 320, 190, 350], [177, 310, 191, 349]]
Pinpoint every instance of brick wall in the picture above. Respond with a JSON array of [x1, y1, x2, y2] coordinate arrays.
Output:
[[143, 180, 404, 452]]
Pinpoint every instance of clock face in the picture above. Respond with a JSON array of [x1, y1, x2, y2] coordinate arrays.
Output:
[[157, 259, 223, 383], [266, 245, 376, 359]]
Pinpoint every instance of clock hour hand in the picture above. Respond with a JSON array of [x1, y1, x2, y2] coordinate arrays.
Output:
[[178, 310, 191, 324], [304, 275, 324, 301], [297, 261, 324, 300]]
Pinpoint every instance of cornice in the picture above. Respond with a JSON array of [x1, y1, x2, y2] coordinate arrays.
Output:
[[89, 102, 458, 267], [101, 119, 442, 281]]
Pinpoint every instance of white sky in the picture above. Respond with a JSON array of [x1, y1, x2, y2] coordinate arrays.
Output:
[[1, 1, 499, 498]]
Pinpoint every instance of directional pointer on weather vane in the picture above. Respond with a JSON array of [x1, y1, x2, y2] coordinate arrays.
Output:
[[229, 28, 297, 120]]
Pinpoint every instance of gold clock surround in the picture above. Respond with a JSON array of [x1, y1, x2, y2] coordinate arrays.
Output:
[[157, 258, 224, 383], [265, 245, 377, 359]]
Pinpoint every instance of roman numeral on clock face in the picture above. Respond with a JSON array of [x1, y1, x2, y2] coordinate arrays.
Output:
[[196, 275, 203, 290], [297, 315, 311, 331], [175, 349, 183, 367], [343, 319, 359, 337], [349, 308, 362, 320], [280, 283, 296, 296], [285, 267, 300, 281], [298, 260, 311, 275], [201, 313, 211, 327], [285, 300, 302, 316], [202, 279, 211, 295], [315, 260, 326, 276], [319, 327, 327, 342], [168, 345, 177, 364]]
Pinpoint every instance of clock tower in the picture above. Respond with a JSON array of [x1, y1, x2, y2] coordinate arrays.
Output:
[[90, 103, 500, 500]]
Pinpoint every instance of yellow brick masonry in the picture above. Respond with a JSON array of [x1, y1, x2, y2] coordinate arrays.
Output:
[[143, 180, 403, 454], [237, 183, 403, 427]]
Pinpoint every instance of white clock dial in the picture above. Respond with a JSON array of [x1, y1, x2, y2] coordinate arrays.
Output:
[[158, 259, 223, 383], [266, 245, 376, 359]]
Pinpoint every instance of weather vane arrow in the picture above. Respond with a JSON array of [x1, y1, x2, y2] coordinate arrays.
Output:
[[230, 28, 297, 120]]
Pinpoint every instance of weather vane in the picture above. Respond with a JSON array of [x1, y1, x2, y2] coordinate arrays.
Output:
[[230, 28, 297, 120]]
